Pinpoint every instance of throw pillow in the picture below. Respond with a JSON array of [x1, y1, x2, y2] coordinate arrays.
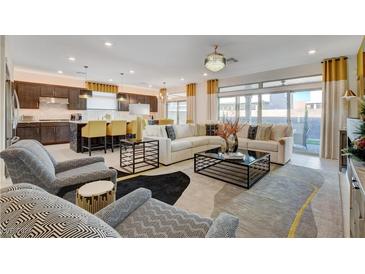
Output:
[[248, 125, 258, 140], [206, 124, 218, 136], [196, 124, 206, 136], [255, 124, 273, 141], [165, 126, 176, 140], [237, 123, 249, 138]]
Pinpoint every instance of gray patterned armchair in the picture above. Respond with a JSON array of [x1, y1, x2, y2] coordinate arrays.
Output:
[[0, 184, 239, 238], [0, 140, 117, 197]]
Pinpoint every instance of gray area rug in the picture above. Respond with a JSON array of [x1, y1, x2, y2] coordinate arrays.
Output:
[[208, 164, 342, 237]]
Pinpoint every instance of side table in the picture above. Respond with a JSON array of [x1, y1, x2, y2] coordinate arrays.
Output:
[[76, 181, 116, 214], [120, 138, 159, 174]]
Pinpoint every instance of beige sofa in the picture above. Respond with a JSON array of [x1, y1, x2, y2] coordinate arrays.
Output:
[[237, 124, 293, 165], [143, 124, 225, 165]]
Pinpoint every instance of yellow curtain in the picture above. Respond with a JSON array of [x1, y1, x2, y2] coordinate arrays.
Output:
[[186, 83, 196, 123], [86, 81, 119, 93], [358, 37, 365, 98], [320, 56, 348, 160], [207, 79, 218, 121]]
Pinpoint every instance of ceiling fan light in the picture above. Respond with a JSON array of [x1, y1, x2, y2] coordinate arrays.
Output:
[[204, 46, 226, 72]]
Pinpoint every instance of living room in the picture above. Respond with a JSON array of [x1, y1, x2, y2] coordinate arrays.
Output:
[[1, 1, 364, 273]]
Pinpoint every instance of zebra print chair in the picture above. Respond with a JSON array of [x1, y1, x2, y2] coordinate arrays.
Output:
[[0, 184, 239, 238]]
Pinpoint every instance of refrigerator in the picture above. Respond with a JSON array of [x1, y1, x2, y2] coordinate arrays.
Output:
[[4, 60, 20, 148]]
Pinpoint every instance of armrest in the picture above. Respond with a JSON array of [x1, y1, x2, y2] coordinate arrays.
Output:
[[0, 183, 46, 194], [277, 136, 293, 164], [54, 168, 117, 197], [95, 188, 152, 228], [145, 136, 172, 165], [205, 212, 239, 238], [55, 156, 105, 173]]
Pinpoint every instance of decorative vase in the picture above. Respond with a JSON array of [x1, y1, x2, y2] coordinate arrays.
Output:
[[225, 133, 238, 153]]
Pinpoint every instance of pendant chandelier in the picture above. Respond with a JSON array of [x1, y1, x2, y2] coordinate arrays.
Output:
[[117, 72, 126, 101], [204, 45, 226, 72], [79, 65, 92, 98]]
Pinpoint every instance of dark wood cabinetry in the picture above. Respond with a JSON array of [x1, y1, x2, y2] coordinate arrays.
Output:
[[68, 88, 87, 110], [117, 93, 158, 112], [16, 123, 41, 141], [16, 82, 40, 109], [17, 122, 70, 145], [15, 81, 85, 110]]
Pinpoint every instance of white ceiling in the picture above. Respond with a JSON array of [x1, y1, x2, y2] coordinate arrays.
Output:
[[7, 35, 363, 88]]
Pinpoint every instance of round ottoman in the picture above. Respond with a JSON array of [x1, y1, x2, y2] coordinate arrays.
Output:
[[76, 181, 116, 214]]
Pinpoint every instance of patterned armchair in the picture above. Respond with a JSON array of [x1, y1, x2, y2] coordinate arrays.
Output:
[[0, 140, 117, 197], [0, 184, 239, 238]]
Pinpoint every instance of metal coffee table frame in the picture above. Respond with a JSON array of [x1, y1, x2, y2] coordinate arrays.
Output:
[[194, 150, 270, 189]]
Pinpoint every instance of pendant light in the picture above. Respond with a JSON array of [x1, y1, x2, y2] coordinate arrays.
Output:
[[79, 65, 92, 99], [117, 72, 126, 101], [204, 45, 226, 72]]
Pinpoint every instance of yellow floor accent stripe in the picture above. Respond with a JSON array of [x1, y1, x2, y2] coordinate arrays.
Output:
[[287, 186, 319, 238]]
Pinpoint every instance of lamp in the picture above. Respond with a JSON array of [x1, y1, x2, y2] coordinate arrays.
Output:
[[342, 89, 357, 100], [204, 45, 226, 72], [129, 104, 150, 141], [79, 65, 92, 99]]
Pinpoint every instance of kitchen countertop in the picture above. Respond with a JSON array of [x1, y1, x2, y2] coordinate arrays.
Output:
[[19, 120, 71, 123]]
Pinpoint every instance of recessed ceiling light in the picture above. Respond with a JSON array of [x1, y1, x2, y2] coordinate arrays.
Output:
[[180, 77, 184, 81], [129, 70, 135, 74], [68, 57, 76, 62], [203, 73, 208, 76], [57, 70, 63, 74], [308, 49, 316, 55], [108, 79, 113, 82], [104, 42, 113, 47]]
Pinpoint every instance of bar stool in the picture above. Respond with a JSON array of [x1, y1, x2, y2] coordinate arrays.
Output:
[[127, 120, 137, 139], [81, 120, 107, 156], [106, 120, 127, 152]]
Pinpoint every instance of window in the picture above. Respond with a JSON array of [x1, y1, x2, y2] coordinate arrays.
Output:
[[238, 95, 259, 124], [261, 92, 288, 124], [290, 90, 322, 154], [167, 101, 186, 124], [263, 75, 322, 88], [219, 83, 259, 93], [218, 97, 236, 121]]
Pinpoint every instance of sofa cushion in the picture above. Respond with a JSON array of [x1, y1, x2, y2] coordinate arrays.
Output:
[[256, 124, 273, 141], [238, 138, 249, 148], [237, 123, 249, 138], [183, 136, 209, 147], [248, 140, 278, 152], [248, 125, 258, 140], [173, 124, 195, 139], [270, 124, 291, 141], [143, 125, 167, 138], [165, 126, 176, 140], [171, 139, 193, 152], [196, 124, 206, 136], [56, 162, 109, 179]]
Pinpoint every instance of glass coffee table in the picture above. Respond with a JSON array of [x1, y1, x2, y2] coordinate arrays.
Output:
[[194, 148, 270, 189]]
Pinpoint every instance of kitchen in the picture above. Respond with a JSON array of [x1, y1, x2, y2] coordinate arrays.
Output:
[[12, 69, 160, 151]]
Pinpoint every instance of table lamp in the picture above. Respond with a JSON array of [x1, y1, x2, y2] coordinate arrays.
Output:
[[129, 104, 150, 141]]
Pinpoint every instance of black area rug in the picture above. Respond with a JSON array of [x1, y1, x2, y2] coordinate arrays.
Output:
[[115, 171, 190, 205]]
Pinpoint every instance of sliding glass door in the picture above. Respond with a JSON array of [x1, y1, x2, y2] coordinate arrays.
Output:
[[261, 92, 288, 124], [218, 97, 236, 121], [238, 95, 258, 124], [290, 90, 322, 154], [167, 101, 187, 124]]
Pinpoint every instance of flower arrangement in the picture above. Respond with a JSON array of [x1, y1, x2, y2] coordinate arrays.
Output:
[[216, 117, 245, 152], [343, 136, 365, 161]]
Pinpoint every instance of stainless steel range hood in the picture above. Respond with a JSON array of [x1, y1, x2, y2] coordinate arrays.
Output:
[[39, 97, 69, 105]]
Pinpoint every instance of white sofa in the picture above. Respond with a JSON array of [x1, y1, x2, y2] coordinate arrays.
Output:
[[143, 124, 225, 165], [237, 124, 293, 165], [143, 123, 293, 166]]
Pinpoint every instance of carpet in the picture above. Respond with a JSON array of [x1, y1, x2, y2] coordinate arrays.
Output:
[[116, 171, 190, 205]]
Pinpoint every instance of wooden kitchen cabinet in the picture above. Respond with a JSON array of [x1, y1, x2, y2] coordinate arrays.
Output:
[[40, 85, 54, 97], [40, 124, 57, 145], [149, 96, 158, 112], [117, 93, 158, 112], [41, 122, 70, 145], [40, 84, 68, 98], [55, 123, 70, 143], [16, 123, 41, 141], [54, 86, 69, 98], [68, 88, 87, 110], [15, 82, 40, 109]]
